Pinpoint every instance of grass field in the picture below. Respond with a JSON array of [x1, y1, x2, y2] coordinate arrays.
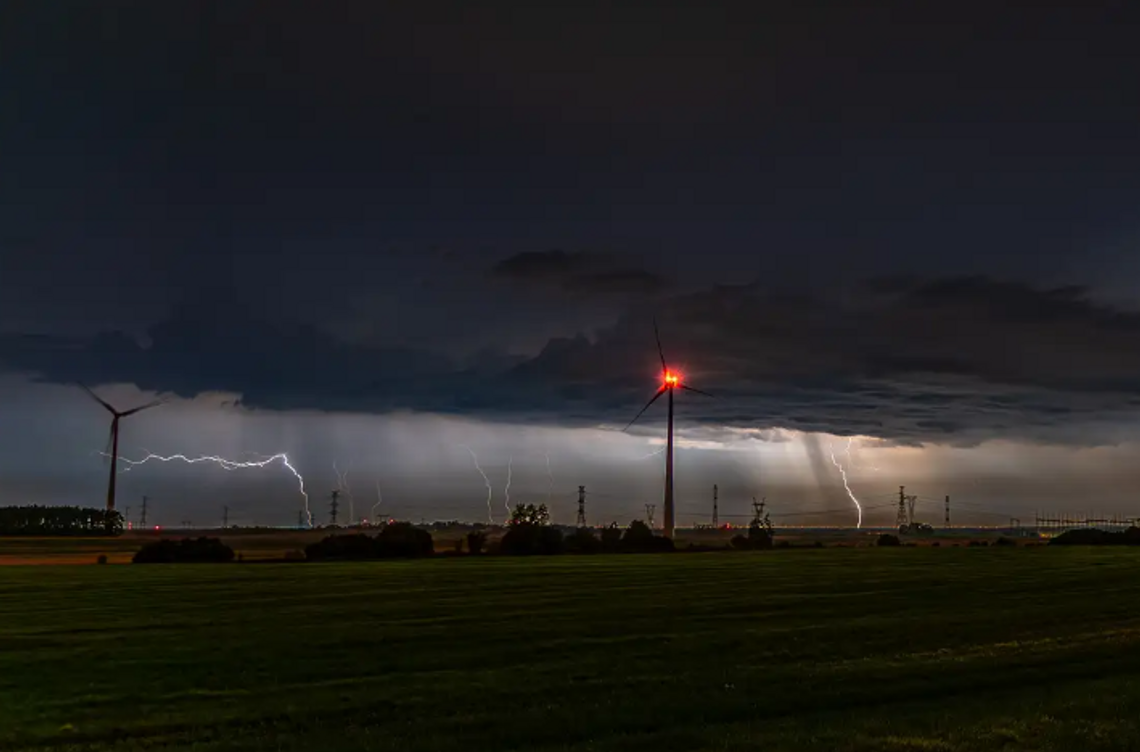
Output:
[[3, 548, 1140, 751]]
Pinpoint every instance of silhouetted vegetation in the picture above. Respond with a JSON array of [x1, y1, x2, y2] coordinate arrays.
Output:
[[305, 523, 435, 561], [729, 503, 776, 551], [0, 505, 122, 536], [500, 524, 564, 555], [600, 523, 623, 552], [498, 504, 565, 555], [305, 533, 378, 561], [1050, 527, 1140, 546], [620, 520, 674, 553], [133, 537, 235, 564], [563, 526, 601, 553], [466, 530, 487, 554], [994, 537, 1017, 547], [877, 534, 901, 547]]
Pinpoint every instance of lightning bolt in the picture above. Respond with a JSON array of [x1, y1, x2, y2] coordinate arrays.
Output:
[[503, 455, 513, 520], [636, 445, 667, 461], [844, 436, 880, 473], [545, 452, 554, 505], [114, 452, 313, 527], [828, 444, 862, 529], [465, 446, 494, 524], [370, 480, 383, 525]]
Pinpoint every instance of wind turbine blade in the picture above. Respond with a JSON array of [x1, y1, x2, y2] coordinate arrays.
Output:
[[120, 399, 164, 418], [78, 383, 117, 415], [653, 318, 667, 370], [680, 384, 714, 398], [623, 387, 666, 431]]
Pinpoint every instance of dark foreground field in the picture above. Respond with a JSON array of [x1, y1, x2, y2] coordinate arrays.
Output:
[[3, 549, 1140, 751]]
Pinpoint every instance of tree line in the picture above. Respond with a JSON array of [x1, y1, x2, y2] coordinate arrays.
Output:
[[0, 506, 123, 536]]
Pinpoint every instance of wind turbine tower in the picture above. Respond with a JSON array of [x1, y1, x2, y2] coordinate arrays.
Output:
[[624, 321, 712, 539], [81, 385, 162, 513]]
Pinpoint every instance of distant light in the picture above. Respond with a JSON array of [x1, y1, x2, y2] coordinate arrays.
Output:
[[154, 525, 161, 530]]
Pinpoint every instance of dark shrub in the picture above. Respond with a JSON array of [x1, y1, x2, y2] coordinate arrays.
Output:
[[564, 527, 601, 554], [133, 537, 235, 564], [994, 537, 1016, 547], [730, 534, 751, 550], [499, 524, 564, 555], [877, 534, 901, 547], [466, 531, 487, 554], [0, 505, 123, 537], [375, 522, 434, 558], [600, 523, 623, 553], [1051, 527, 1140, 546], [284, 550, 306, 561], [931, 541, 941, 548], [621, 520, 674, 553], [747, 524, 774, 550], [96, 554, 108, 565], [814, 541, 824, 548], [968, 540, 989, 547], [305, 533, 379, 561]]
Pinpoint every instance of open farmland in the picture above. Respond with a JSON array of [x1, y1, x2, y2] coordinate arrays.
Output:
[[3, 548, 1140, 751]]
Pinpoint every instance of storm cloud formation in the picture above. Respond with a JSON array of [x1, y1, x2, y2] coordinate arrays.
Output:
[[5, 275, 1140, 445], [492, 251, 668, 298], [6, 3, 1140, 517]]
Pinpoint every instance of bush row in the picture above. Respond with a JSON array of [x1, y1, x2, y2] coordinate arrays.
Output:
[[0, 505, 122, 536]]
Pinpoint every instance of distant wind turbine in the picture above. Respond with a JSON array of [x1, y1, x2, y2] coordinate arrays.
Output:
[[80, 384, 162, 513], [624, 320, 712, 539]]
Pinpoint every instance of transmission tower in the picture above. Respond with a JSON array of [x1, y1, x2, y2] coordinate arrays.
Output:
[[222, 505, 229, 528], [712, 484, 719, 527], [645, 503, 657, 528], [297, 509, 305, 529], [751, 496, 766, 525], [329, 490, 340, 526], [124, 506, 131, 528], [906, 494, 918, 526], [896, 486, 909, 530], [140, 495, 149, 526], [576, 485, 587, 527], [945, 495, 950, 528]]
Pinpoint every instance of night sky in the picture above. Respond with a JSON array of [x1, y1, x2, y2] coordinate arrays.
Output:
[[4, 4, 1140, 527]]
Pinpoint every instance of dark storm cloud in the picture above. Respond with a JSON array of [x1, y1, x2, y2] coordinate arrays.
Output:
[[491, 251, 668, 298], [5, 277, 1140, 445]]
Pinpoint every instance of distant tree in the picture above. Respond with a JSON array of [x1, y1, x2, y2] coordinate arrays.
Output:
[[620, 520, 674, 553], [374, 522, 434, 557], [0, 506, 123, 537], [876, 534, 901, 547], [305, 533, 378, 561], [499, 521, 564, 555], [600, 523, 623, 553], [133, 537, 235, 564], [305, 524, 434, 561], [564, 526, 601, 554], [1049, 527, 1140, 546], [466, 530, 487, 555], [509, 503, 550, 526], [993, 537, 1016, 547]]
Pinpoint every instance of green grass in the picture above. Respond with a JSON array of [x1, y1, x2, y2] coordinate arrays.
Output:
[[3, 548, 1140, 750]]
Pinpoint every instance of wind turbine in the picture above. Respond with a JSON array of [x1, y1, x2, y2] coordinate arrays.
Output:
[[624, 321, 712, 539], [80, 385, 162, 513]]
